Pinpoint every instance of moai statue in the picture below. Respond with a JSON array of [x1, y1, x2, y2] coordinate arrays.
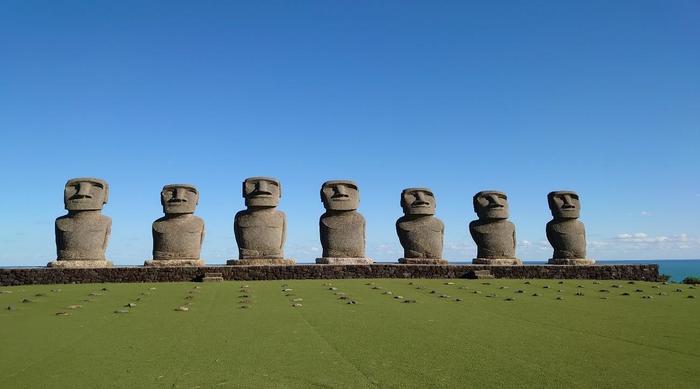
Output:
[[48, 177, 113, 268], [469, 191, 522, 265], [227, 177, 294, 265], [144, 184, 205, 267], [396, 188, 447, 264], [316, 180, 373, 264], [546, 191, 595, 265]]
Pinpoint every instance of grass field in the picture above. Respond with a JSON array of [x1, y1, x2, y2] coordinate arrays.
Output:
[[1, 279, 698, 388]]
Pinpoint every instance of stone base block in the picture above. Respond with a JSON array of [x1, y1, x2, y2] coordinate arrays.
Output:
[[144, 259, 205, 267], [227, 258, 296, 266], [472, 258, 523, 265], [47, 260, 113, 268], [548, 258, 596, 265], [315, 257, 374, 265], [398, 258, 448, 265]]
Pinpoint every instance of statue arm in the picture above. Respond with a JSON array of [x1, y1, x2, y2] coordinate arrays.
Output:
[[151, 223, 157, 257], [233, 214, 242, 248], [54, 221, 61, 258], [103, 219, 111, 253], [545, 222, 554, 246], [281, 214, 287, 251]]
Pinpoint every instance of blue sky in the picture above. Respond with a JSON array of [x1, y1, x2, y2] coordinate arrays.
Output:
[[1, 1, 699, 265]]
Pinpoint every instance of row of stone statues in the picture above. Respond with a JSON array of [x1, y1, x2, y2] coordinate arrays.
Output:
[[47, 177, 594, 268]]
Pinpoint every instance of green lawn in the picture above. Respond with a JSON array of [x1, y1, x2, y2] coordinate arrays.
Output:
[[1, 279, 698, 388]]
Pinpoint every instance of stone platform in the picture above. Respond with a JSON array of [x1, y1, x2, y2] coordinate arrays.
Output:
[[398, 258, 448, 265], [316, 257, 374, 265], [472, 258, 523, 265], [226, 258, 296, 265], [47, 260, 114, 268], [144, 259, 204, 267], [0, 264, 659, 286]]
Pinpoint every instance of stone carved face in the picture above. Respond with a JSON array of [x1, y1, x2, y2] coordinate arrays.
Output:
[[321, 180, 359, 211], [401, 188, 436, 215], [64, 177, 109, 211], [161, 184, 199, 214], [548, 191, 581, 219], [473, 191, 509, 220], [243, 177, 281, 207]]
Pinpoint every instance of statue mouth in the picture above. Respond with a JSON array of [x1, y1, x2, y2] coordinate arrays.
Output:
[[331, 194, 350, 200], [250, 191, 273, 198], [69, 197, 92, 202], [411, 201, 430, 207]]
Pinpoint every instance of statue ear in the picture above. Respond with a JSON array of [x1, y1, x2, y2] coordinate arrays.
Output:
[[103, 183, 109, 204]]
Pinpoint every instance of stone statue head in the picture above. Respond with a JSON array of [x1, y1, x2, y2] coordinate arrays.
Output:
[[243, 177, 281, 207], [64, 177, 109, 211], [321, 180, 359, 211], [473, 190, 509, 220], [548, 191, 581, 219], [401, 188, 436, 215], [161, 184, 199, 214]]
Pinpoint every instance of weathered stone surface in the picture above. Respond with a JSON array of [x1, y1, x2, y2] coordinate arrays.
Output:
[[49, 178, 113, 268], [546, 191, 595, 265], [469, 191, 521, 265], [398, 258, 448, 264], [233, 177, 293, 264], [144, 259, 205, 267], [48, 259, 113, 268], [146, 184, 205, 267], [227, 258, 295, 265], [316, 257, 374, 265], [0, 264, 660, 286], [202, 272, 224, 282], [472, 258, 521, 265], [396, 188, 445, 263], [319, 180, 372, 264]]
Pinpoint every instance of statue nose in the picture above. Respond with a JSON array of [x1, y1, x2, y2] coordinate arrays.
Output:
[[75, 182, 93, 198], [562, 195, 576, 208], [414, 192, 429, 205], [255, 181, 272, 194], [334, 185, 349, 197], [171, 188, 188, 202], [487, 195, 503, 207]]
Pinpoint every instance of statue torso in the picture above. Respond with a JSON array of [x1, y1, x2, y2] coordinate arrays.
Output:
[[152, 215, 204, 260], [396, 216, 444, 259], [235, 209, 285, 258], [55, 213, 111, 260], [547, 219, 586, 259], [469, 219, 516, 259], [320, 211, 365, 258]]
